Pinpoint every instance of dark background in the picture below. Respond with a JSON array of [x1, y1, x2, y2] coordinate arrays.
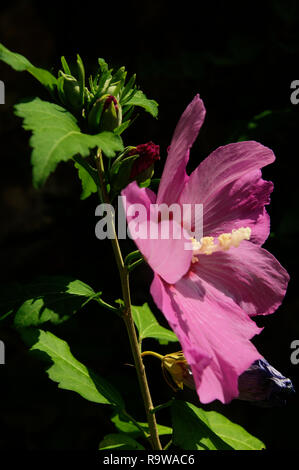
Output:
[[0, 0, 299, 450]]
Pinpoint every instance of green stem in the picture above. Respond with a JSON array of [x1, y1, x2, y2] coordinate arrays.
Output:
[[141, 351, 164, 361], [149, 398, 175, 415], [95, 297, 121, 314], [163, 438, 172, 450], [95, 149, 162, 450]]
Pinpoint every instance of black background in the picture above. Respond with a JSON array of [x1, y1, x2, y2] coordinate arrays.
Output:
[[0, 0, 299, 450]]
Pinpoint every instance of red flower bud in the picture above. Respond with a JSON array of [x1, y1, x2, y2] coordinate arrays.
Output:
[[129, 141, 160, 179]]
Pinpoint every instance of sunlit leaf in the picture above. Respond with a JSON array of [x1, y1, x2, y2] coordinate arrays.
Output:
[[132, 303, 178, 344], [0, 43, 57, 93], [10, 276, 96, 327], [124, 90, 158, 118], [172, 400, 265, 450], [111, 412, 172, 438], [22, 329, 124, 409], [14, 97, 123, 187]]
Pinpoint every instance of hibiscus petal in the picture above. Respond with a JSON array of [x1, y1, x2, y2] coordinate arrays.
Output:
[[200, 170, 273, 245], [121, 181, 157, 222], [179, 141, 275, 245], [151, 272, 262, 404], [121, 182, 192, 284], [193, 240, 289, 316], [157, 94, 206, 205]]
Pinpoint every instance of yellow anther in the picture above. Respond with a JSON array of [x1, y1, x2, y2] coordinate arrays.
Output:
[[218, 227, 251, 250], [192, 236, 217, 255], [191, 227, 251, 258], [218, 233, 232, 250], [198, 237, 216, 254]]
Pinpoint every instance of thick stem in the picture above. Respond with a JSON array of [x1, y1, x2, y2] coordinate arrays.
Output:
[[95, 149, 162, 450]]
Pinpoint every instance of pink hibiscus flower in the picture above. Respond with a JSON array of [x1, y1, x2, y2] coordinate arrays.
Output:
[[121, 95, 289, 404]]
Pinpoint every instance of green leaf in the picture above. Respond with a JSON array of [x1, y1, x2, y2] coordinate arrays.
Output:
[[205, 410, 266, 450], [74, 155, 98, 199], [111, 413, 172, 439], [171, 400, 265, 450], [22, 328, 124, 408], [124, 90, 159, 118], [0, 43, 57, 93], [14, 97, 123, 187], [99, 433, 145, 450], [10, 276, 96, 328], [113, 120, 132, 135], [132, 303, 178, 345]]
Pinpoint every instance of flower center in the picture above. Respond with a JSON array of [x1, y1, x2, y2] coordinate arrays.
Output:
[[191, 227, 251, 263]]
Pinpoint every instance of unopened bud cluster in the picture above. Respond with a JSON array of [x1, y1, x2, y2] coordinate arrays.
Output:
[[56, 55, 144, 135]]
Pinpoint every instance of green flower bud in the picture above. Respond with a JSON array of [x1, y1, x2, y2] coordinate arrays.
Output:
[[87, 97, 105, 131], [109, 147, 139, 197], [100, 95, 122, 132], [88, 94, 122, 133], [57, 71, 83, 110]]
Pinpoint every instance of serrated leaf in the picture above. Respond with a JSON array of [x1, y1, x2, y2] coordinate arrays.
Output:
[[124, 90, 158, 118], [99, 433, 145, 450], [22, 328, 124, 409], [171, 400, 265, 451], [0, 43, 57, 93], [74, 155, 98, 199], [111, 413, 172, 439], [132, 303, 178, 344], [14, 97, 123, 187], [75, 167, 97, 199], [8, 276, 96, 328]]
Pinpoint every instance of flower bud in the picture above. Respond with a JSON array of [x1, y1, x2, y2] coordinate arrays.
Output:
[[88, 94, 122, 133], [238, 358, 295, 406], [162, 351, 195, 391], [100, 95, 122, 132], [57, 72, 83, 110], [129, 141, 160, 182], [109, 147, 139, 197]]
